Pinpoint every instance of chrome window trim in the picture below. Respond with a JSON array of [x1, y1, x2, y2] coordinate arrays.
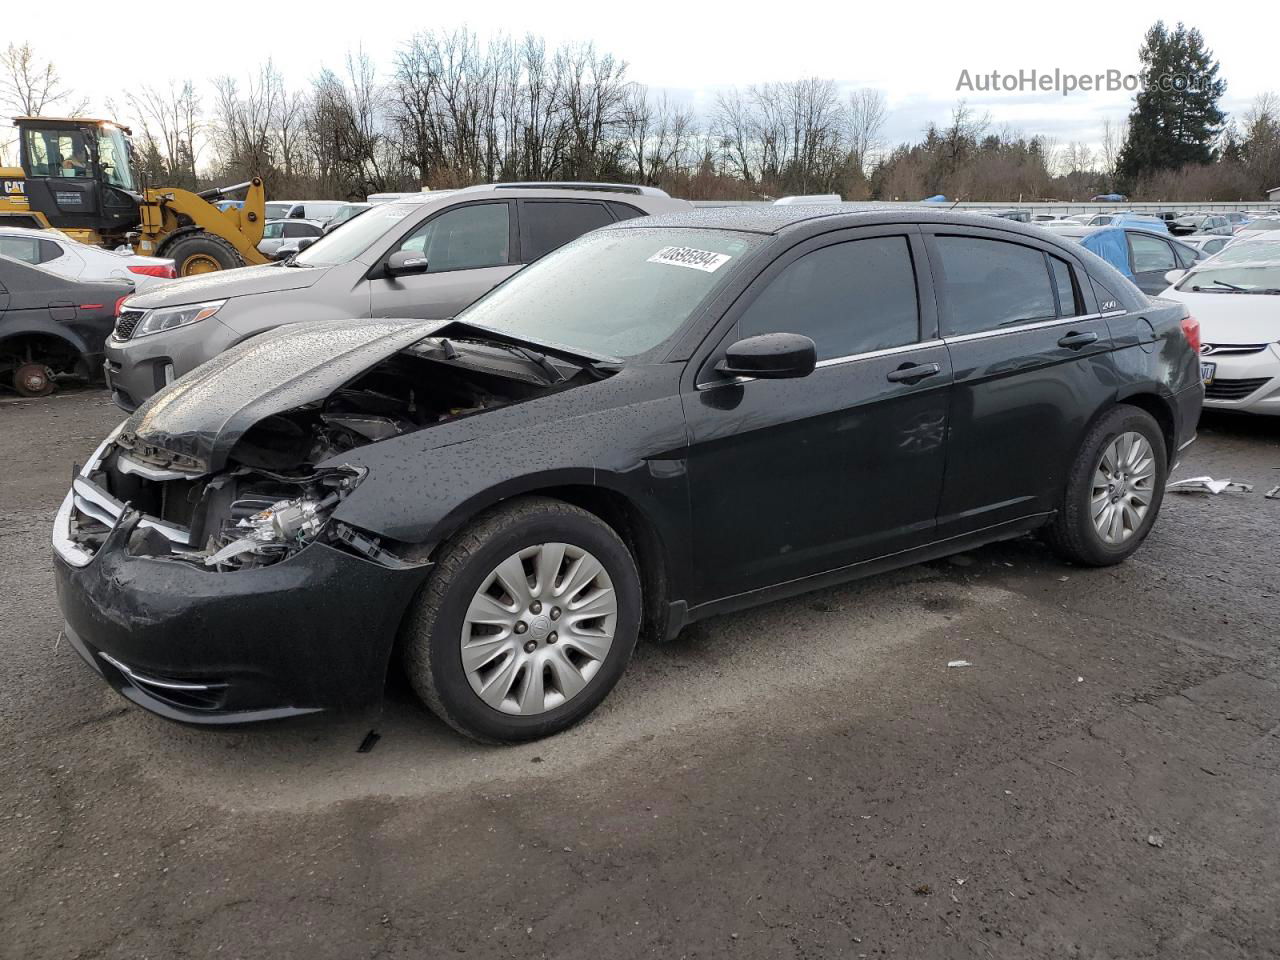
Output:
[[696, 373, 757, 391], [815, 339, 945, 369], [943, 312, 1105, 344], [695, 309, 1121, 389]]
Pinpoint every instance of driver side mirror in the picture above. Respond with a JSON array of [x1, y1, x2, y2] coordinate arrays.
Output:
[[295, 237, 316, 253], [716, 332, 817, 380], [1164, 268, 1187, 285], [386, 249, 430, 277]]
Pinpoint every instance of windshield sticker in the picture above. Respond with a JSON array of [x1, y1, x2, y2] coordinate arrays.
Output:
[[647, 246, 732, 272]]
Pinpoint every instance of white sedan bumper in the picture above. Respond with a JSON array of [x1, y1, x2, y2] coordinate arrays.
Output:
[[1201, 342, 1280, 415]]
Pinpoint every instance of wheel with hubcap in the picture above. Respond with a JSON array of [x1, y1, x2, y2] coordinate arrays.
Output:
[[402, 497, 641, 742], [1045, 405, 1167, 566]]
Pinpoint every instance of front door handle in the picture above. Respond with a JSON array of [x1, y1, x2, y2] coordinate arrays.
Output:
[[886, 361, 941, 383], [1058, 331, 1099, 349]]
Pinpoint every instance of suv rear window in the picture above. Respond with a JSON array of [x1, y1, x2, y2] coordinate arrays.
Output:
[[519, 201, 614, 262], [607, 201, 645, 221]]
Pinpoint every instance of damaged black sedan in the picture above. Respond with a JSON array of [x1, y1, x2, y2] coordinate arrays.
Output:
[[54, 207, 1203, 741]]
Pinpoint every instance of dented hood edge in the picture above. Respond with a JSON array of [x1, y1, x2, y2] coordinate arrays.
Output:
[[120, 317, 448, 473]]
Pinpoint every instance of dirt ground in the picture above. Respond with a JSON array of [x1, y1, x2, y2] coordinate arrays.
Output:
[[2, 388, 1278, 959]]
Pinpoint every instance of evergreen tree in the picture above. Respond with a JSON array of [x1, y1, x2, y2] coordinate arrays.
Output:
[[1116, 22, 1226, 187]]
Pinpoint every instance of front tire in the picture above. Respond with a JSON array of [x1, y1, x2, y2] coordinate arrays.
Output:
[[402, 497, 642, 743], [161, 231, 244, 276], [1045, 405, 1167, 566]]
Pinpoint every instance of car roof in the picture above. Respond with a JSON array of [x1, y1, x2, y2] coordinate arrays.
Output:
[[608, 203, 1093, 239], [381, 183, 677, 209], [0, 225, 59, 237]]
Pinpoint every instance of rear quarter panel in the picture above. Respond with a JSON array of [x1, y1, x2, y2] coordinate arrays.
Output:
[[1108, 296, 1202, 452]]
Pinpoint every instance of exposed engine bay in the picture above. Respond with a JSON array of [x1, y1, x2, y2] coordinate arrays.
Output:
[[63, 337, 587, 571]]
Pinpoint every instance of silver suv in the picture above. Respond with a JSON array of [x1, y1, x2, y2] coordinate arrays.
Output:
[[105, 183, 689, 410]]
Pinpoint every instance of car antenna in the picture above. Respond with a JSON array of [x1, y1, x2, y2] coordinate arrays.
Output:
[[949, 195, 966, 211]]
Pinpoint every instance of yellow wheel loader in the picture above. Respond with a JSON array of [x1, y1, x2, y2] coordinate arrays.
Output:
[[1, 116, 268, 275]]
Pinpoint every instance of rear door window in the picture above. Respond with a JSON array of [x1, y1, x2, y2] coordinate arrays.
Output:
[[1171, 242, 1199, 269], [736, 235, 920, 361], [606, 201, 645, 221], [1129, 233, 1177, 274], [0, 236, 40, 264], [397, 202, 511, 272], [933, 236, 1059, 335], [518, 200, 614, 262], [1048, 256, 1080, 315]]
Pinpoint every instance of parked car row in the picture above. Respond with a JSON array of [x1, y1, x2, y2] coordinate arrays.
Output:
[[51, 200, 1204, 745]]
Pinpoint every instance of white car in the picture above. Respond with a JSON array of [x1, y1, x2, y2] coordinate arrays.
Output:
[[0, 226, 176, 290], [256, 218, 326, 259], [1177, 235, 1231, 258], [1231, 217, 1280, 242], [1160, 253, 1280, 415]]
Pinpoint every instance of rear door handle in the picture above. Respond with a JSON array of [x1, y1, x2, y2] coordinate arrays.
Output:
[[886, 361, 941, 383], [1057, 331, 1099, 349]]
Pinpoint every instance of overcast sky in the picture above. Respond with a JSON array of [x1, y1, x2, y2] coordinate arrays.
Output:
[[11, 0, 1269, 152]]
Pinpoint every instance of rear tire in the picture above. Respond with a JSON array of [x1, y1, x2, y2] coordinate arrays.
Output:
[[402, 497, 642, 743], [160, 231, 243, 276], [1045, 405, 1167, 566]]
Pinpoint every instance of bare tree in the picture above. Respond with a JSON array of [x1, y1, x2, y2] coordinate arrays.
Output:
[[1100, 116, 1128, 182], [712, 88, 755, 184], [0, 42, 87, 116], [622, 85, 698, 186], [846, 88, 887, 173], [122, 80, 201, 188]]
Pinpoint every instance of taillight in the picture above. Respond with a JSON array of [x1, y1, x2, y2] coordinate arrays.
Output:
[[128, 264, 177, 279], [114, 296, 129, 316], [1180, 314, 1201, 354]]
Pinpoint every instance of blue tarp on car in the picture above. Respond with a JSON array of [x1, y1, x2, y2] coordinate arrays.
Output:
[[1075, 227, 1133, 277]]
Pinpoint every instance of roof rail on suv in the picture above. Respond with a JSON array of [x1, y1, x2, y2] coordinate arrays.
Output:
[[464, 182, 671, 198]]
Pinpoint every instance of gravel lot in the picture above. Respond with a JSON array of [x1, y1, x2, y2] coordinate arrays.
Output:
[[2, 388, 1278, 959]]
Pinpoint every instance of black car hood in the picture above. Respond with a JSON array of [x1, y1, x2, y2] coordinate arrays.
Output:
[[120, 317, 446, 472], [123, 262, 325, 309]]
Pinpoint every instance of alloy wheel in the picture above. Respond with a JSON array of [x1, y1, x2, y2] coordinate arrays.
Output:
[[1091, 431, 1156, 545], [461, 542, 618, 715]]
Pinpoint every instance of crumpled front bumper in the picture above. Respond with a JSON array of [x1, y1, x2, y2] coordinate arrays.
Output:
[[52, 454, 432, 724]]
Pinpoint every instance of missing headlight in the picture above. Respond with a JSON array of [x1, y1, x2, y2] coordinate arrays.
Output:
[[176, 465, 365, 571]]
